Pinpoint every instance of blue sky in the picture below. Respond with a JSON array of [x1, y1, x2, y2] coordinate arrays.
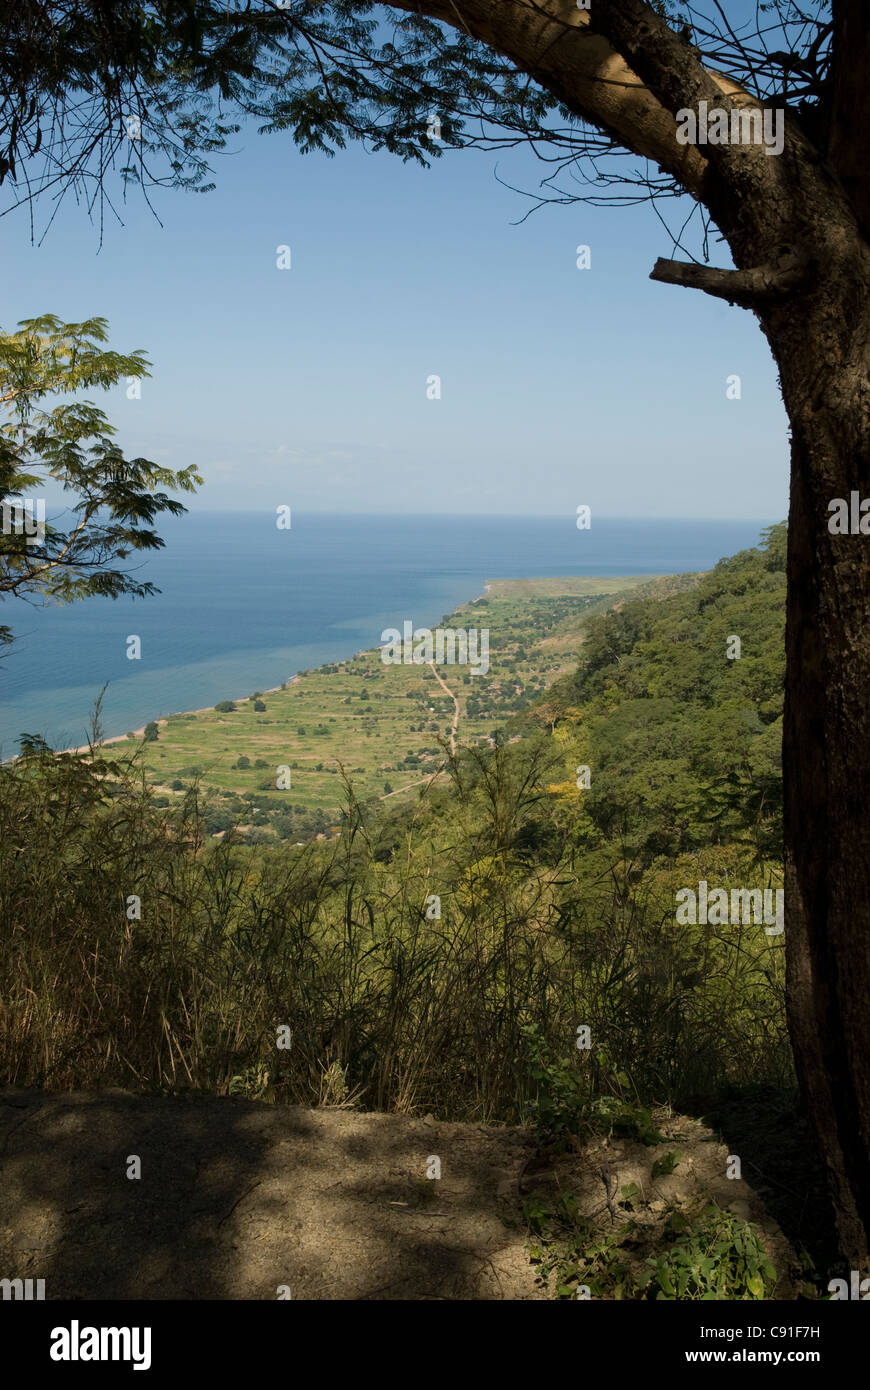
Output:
[[3, 103, 789, 520]]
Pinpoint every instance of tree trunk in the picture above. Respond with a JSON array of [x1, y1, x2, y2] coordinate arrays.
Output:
[[768, 245, 870, 1272]]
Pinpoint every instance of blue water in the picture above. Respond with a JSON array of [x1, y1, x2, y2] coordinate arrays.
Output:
[[0, 512, 775, 754]]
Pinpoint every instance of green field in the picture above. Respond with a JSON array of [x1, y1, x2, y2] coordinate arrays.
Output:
[[121, 574, 676, 840], [483, 575, 660, 598]]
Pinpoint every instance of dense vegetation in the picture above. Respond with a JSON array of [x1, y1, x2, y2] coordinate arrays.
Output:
[[0, 525, 788, 1124]]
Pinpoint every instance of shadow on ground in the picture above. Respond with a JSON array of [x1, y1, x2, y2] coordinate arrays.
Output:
[[699, 1085, 838, 1285], [0, 1090, 543, 1300]]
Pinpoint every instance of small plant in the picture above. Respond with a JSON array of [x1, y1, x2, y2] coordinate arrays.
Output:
[[520, 1023, 589, 1142], [620, 1181, 642, 1211], [520, 1028, 666, 1148], [639, 1204, 777, 1300], [526, 1192, 638, 1299], [651, 1151, 681, 1179], [527, 1194, 778, 1301], [228, 1063, 274, 1102], [317, 1059, 362, 1109], [588, 1094, 666, 1146]]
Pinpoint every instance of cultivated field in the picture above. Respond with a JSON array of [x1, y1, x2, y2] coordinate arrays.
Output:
[[121, 575, 673, 838]]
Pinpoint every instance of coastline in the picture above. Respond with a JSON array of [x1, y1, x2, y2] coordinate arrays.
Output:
[[64, 675, 302, 757], [31, 567, 680, 819], [55, 572, 657, 757], [59, 583, 501, 757], [0, 512, 768, 761]]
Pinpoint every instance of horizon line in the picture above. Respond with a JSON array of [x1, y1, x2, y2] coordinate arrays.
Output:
[[165, 509, 782, 522]]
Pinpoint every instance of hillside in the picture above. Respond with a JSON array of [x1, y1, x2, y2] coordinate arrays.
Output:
[[1, 521, 837, 1298], [124, 573, 660, 841]]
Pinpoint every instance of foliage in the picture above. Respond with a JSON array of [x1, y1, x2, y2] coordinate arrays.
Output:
[[547, 523, 786, 866], [526, 1193, 778, 1301], [520, 1022, 591, 1141], [0, 2, 832, 230], [639, 1204, 778, 1300], [0, 315, 200, 650], [651, 1150, 680, 1179]]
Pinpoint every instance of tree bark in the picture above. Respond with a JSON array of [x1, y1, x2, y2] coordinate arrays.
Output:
[[767, 251, 870, 1272]]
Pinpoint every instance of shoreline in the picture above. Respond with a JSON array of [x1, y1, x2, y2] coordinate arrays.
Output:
[[54, 572, 660, 757], [64, 675, 302, 757], [59, 583, 494, 756]]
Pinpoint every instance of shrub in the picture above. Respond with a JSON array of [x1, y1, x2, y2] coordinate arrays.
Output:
[[526, 1195, 777, 1301], [639, 1205, 778, 1300]]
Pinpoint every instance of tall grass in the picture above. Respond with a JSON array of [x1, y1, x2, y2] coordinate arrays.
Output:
[[0, 735, 790, 1119]]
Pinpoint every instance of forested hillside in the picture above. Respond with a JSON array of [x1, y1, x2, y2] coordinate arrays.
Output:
[[537, 521, 785, 865]]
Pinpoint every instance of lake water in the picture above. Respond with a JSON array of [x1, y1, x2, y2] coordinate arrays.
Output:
[[0, 512, 775, 754]]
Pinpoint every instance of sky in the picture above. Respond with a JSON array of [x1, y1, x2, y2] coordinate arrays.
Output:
[[2, 38, 790, 521]]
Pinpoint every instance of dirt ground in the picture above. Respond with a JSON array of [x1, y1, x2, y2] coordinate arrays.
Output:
[[0, 1090, 544, 1300], [0, 1090, 801, 1300]]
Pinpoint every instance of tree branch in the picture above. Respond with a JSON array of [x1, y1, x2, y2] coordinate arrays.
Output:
[[390, 0, 710, 196], [589, 0, 795, 209], [649, 249, 812, 308]]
